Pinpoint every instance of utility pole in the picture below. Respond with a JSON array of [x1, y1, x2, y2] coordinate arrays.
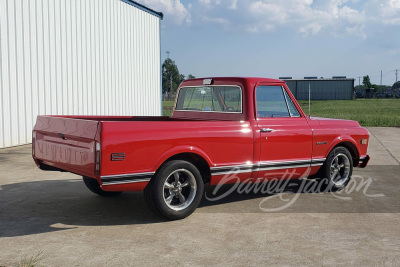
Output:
[[165, 51, 172, 99], [357, 76, 361, 86], [380, 70, 382, 86], [166, 51, 172, 97]]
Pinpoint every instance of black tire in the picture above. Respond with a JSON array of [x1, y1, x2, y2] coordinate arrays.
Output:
[[82, 176, 122, 197], [144, 160, 204, 220], [318, 146, 353, 191]]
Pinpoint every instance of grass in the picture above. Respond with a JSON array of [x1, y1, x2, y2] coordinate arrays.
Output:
[[162, 99, 400, 127], [162, 100, 175, 116], [298, 99, 400, 127], [17, 251, 43, 267]]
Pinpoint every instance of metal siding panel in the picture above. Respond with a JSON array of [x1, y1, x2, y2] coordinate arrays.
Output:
[[0, 0, 5, 148], [7, 0, 20, 146], [29, 0, 39, 131], [285, 81, 296, 97], [22, 0, 33, 142], [65, 0, 73, 114], [15, 0, 27, 144], [54, 0, 62, 115], [48, 0, 58, 115], [121, 1, 126, 116], [87, 0, 94, 114], [42, 0, 51, 114], [290, 80, 354, 100], [136, 7, 141, 115], [77, 0, 84, 115], [102, 0, 108, 115], [1, 0, 161, 148], [72, 0, 78, 114], [60, 0, 68, 114], [127, 5, 133, 115]]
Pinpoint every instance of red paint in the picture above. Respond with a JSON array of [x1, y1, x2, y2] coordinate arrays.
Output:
[[32, 77, 370, 191]]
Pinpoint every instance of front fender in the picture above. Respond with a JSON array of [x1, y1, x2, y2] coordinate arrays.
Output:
[[324, 135, 359, 159]]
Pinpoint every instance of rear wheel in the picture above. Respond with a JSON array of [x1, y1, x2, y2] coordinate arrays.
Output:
[[144, 160, 204, 220], [318, 146, 353, 191], [82, 176, 122, 197]]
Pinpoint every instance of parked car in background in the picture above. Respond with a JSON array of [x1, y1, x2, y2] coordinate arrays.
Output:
[[385, 89, 393, 98], [365, 88, 375, 98], [354, 90, 365, 98], [376, 92, 385, 98]]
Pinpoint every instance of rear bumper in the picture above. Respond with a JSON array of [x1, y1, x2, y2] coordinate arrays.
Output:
[[358, 155, 370, 168]]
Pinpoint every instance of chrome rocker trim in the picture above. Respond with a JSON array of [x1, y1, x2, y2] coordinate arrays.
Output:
[[211, 158, 326, 175], [101, 172, 155, 186]]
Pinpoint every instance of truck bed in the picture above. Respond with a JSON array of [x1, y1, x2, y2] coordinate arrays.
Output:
[[33, 115, 255, 184]]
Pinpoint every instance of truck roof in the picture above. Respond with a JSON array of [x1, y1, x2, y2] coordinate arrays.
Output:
[[182, 77, 284, 85]]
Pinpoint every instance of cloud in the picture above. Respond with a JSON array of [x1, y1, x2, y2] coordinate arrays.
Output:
[[199, 0, 237, 9], [375, 0, 400, 25], [140, 0, 191, 25], [203, 16, 231, 28], [247, 0, 366, 37], [229, 0, 238, 9], [145, 0, 399, 39]]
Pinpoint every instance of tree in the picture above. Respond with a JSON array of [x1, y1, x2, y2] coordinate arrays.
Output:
[[187, 74, 196, 79], [392, 81, 400, 90], [162, 58, 185, 94], [362, 75, 372, 89], [371, 84, 379, 92], [354, 85, 364, 91]]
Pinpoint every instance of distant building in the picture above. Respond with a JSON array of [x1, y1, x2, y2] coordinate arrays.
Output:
[[283, 78, 355, 100]]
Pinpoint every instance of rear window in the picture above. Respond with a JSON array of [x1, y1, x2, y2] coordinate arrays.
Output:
[[175, 86, 242, 113]]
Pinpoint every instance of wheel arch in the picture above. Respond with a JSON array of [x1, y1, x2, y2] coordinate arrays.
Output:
[[328, 140, 360, 167], [152, 147, 212, 184]]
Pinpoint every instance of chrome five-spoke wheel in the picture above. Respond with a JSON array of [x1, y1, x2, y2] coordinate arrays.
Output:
[[319, 146, 353, 191], [144, 160, 204, 220], [163, 169, 197, 211], [330, 153, 351, 187]]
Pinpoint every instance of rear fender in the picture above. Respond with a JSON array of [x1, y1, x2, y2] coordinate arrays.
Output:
[[152, 146, 213, 171]]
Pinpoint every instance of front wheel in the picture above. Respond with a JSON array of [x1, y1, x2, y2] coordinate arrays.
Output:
[[318, 146, 353, 191], [144, 160, 204, 220]]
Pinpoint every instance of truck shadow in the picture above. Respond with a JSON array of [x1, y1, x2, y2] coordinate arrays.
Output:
[[201, 179, 309, 206], [0, 179, 160, 237], [0, 178, 318, 237]]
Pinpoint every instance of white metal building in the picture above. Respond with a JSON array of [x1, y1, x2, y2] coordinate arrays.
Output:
[[0, 0, 162, 148]]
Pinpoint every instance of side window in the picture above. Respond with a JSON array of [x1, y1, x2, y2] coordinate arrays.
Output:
[[256, 86, 290, 117], [283, 89, 301, 117]]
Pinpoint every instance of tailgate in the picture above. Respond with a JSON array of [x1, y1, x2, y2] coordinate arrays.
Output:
[[33, 116, 100, 178]]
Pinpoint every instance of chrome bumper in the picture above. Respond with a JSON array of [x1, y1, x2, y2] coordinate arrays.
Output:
[[358, 155, 370, 168]]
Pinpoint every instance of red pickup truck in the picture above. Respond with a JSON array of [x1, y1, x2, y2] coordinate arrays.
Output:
[[32, 77, 370, 220]]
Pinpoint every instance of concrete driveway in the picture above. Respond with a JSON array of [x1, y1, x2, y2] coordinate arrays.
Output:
[[1, 127, 399, 266]]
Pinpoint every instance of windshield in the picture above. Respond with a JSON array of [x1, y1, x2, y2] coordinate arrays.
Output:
[[175, 86, 242, 113]]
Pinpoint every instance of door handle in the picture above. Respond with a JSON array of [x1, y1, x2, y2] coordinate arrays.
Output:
[[261, 128, 274, 132]]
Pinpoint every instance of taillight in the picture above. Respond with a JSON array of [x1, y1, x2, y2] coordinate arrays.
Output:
[[32, 131, 36, 155], [95, 142, 101, 175]]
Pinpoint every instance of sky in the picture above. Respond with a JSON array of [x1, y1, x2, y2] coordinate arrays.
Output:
[[141, 0, 400, 86]]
